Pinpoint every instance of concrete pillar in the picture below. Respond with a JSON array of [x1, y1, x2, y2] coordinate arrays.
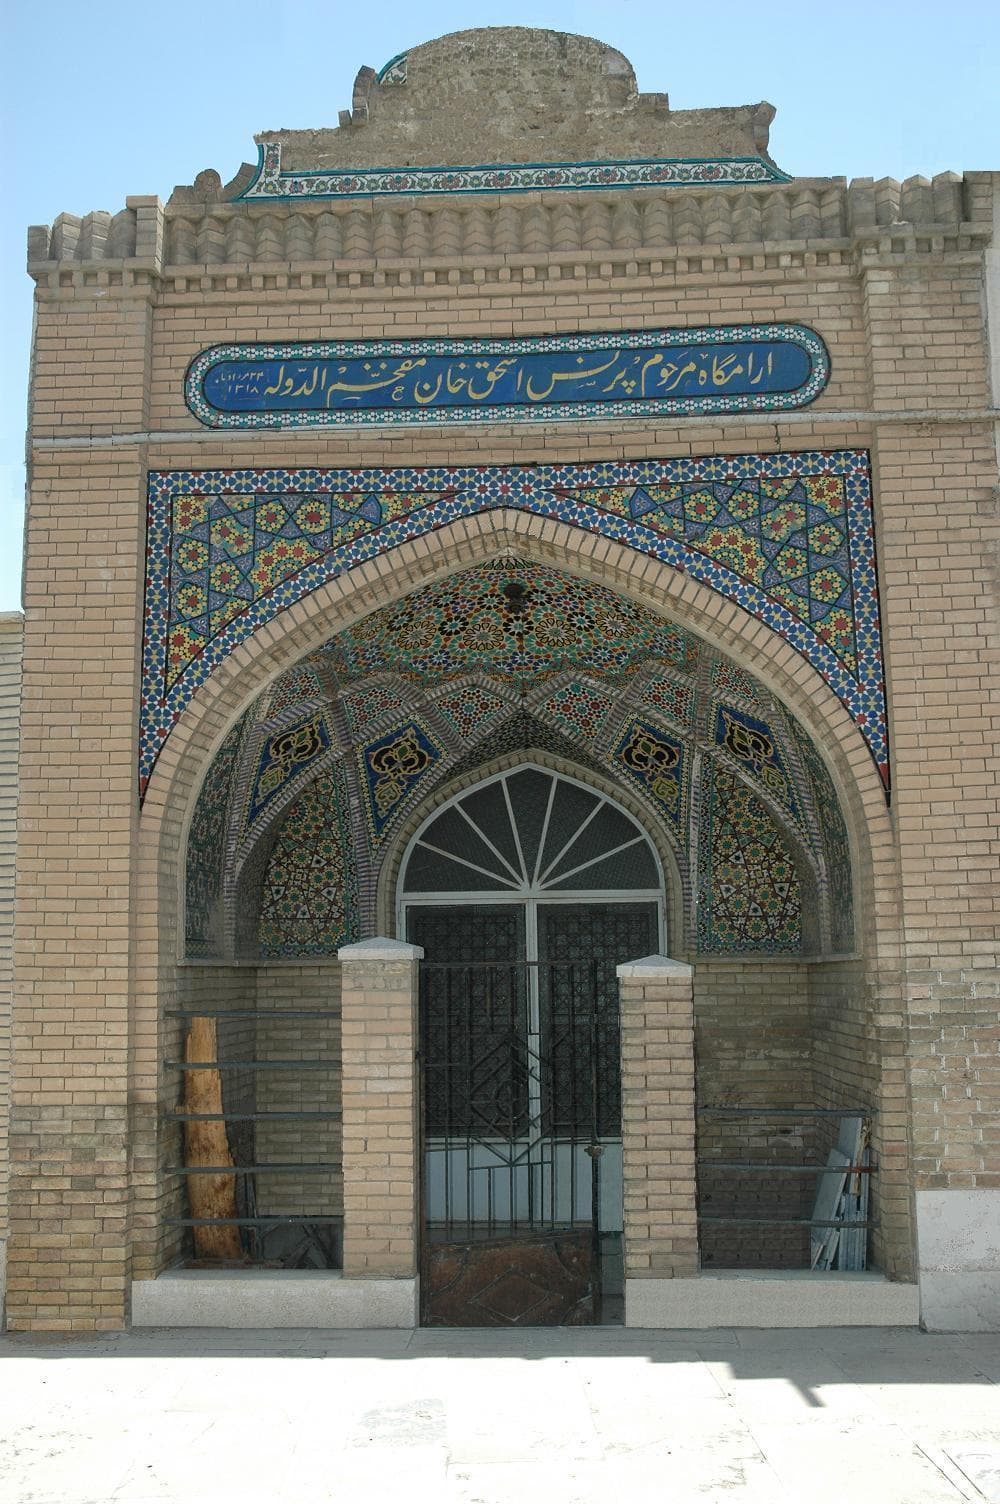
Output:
[[617, 955, 698, 1323], [337, 938, 422, 1283]]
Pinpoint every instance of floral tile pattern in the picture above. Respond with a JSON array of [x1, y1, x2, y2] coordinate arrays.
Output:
[[358, 720, 443, 843], [142, 452, 886, 803], [612, 717, 688, 834], [237, 140, 790, 203], [247, 711, 334, 827], [714, 702, 798, 820]]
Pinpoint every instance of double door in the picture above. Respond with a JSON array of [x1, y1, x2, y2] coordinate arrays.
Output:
[[409, 900, 657, 1326]]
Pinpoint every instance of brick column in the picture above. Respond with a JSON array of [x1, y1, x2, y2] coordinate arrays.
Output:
[[618, 955, 698, 1288], [337, 938, 422, 1280]]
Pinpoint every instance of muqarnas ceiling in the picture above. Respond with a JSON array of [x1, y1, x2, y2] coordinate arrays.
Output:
[[185, 562, 854, 961]]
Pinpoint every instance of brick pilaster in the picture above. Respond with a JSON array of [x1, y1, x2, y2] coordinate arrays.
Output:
[[337, 938, 421, 1278], [618, 955, 698, 1279]]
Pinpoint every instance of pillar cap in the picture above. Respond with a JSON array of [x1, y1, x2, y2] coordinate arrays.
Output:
[[338, 936, 424, 961], [617, 954, 693, 979]]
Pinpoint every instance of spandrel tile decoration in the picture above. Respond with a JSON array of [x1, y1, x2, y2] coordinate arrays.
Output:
[[186, 325, 829, 428], [141, 449, 886, 796], [11, 20, 999, 1336]]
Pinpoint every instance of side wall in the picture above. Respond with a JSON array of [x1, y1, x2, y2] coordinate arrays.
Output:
[[694, 961, 815, 1268], [0, 615, 22, 1310], [255, 963, 343, 1232]]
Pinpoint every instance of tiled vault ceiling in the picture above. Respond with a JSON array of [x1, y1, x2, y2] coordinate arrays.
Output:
[[185, 561, 854, 961]]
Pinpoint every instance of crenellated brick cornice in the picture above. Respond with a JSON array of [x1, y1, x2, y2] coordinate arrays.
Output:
[[26, 174, 996, 294]]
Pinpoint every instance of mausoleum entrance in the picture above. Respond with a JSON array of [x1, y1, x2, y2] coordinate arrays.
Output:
[[167, 553, 880, 1301], [403, 767, 663, 1324]]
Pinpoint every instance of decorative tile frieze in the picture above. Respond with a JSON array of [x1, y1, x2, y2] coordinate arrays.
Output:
[[142, 450, 887, 799], [235, 140, 790, 203]]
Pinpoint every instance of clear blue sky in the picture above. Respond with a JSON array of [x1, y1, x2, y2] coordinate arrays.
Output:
[[3, 0, 998, 612]]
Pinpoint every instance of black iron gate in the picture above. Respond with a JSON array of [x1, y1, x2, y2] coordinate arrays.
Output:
[[410, 902, 656, 1326]]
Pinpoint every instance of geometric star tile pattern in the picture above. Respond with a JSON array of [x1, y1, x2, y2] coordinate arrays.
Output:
[[697, 762, 803, 953], [257, 765, 359, 957], [184, 714, 245, 956], [143, 449, 887, 798]]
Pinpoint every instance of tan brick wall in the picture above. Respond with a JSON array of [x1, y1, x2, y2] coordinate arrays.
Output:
[[0, 615, 22, 1276], [254, 963, 342, 1223], [694, 960, 814, 1268]]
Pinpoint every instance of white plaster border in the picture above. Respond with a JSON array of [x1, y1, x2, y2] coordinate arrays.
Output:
[[131, 1272, 418, 1329]]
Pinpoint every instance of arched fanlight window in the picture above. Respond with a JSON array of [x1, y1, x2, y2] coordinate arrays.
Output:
[[400, 765, 662, 899]]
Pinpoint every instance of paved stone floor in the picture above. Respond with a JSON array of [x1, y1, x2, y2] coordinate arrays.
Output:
[[1, 1326, 999, 1503]]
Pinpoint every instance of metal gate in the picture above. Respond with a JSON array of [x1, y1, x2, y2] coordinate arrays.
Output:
[[411, 902, 656, 1326]]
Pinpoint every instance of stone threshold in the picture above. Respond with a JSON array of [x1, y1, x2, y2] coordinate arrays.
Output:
[[625, 1271, 920, 1328], [130, 1268, 920, 1331]]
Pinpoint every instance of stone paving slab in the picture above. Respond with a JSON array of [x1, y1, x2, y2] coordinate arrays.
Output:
[[0, 1327, 998, 1503]]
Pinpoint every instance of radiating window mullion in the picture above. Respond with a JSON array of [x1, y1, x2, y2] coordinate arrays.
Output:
[[500, 776, 530, 886], [454, 799, 524, 884], [541, 835, 645, 888], [531, 775, 559, 887], [537, 796, 608, 885], [414, 838, 520, 889]]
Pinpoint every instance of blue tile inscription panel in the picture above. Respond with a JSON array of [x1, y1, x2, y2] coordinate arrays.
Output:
[[185, 326, 829, 430]]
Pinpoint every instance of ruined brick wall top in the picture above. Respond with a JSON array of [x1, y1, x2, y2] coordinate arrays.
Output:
[[244, 28, 776, 174]]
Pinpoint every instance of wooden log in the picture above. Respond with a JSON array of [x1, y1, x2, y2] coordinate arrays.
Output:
[[183, 1016, 243, 1261]]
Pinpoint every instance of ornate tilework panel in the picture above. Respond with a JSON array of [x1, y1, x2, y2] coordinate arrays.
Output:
[[142, 453, 886, 800], [247, 711, 333, 826], [790, 724, 855, 951], [698, 763, 802, 954], [327, 561, 694, 687], [638, 669, 696, 729], [185, 716, 245, 957], [340, 679, 408, 736], [267, 662, 323, 715], [626, 471, 862, 674], [186, 326, 828, 428], [537, 680, 615, 743], [358, 720, 443, 843], [257, 766, 359, 957], [612, 718, 687, 833], [432, 683, 509, 741], [443, 711, 615, 792], [714, 703, 797, 820], [711, 657, 761, 707]]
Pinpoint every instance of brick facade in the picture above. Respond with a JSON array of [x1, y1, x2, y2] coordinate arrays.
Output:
[[5, 28, 997, 1330]]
